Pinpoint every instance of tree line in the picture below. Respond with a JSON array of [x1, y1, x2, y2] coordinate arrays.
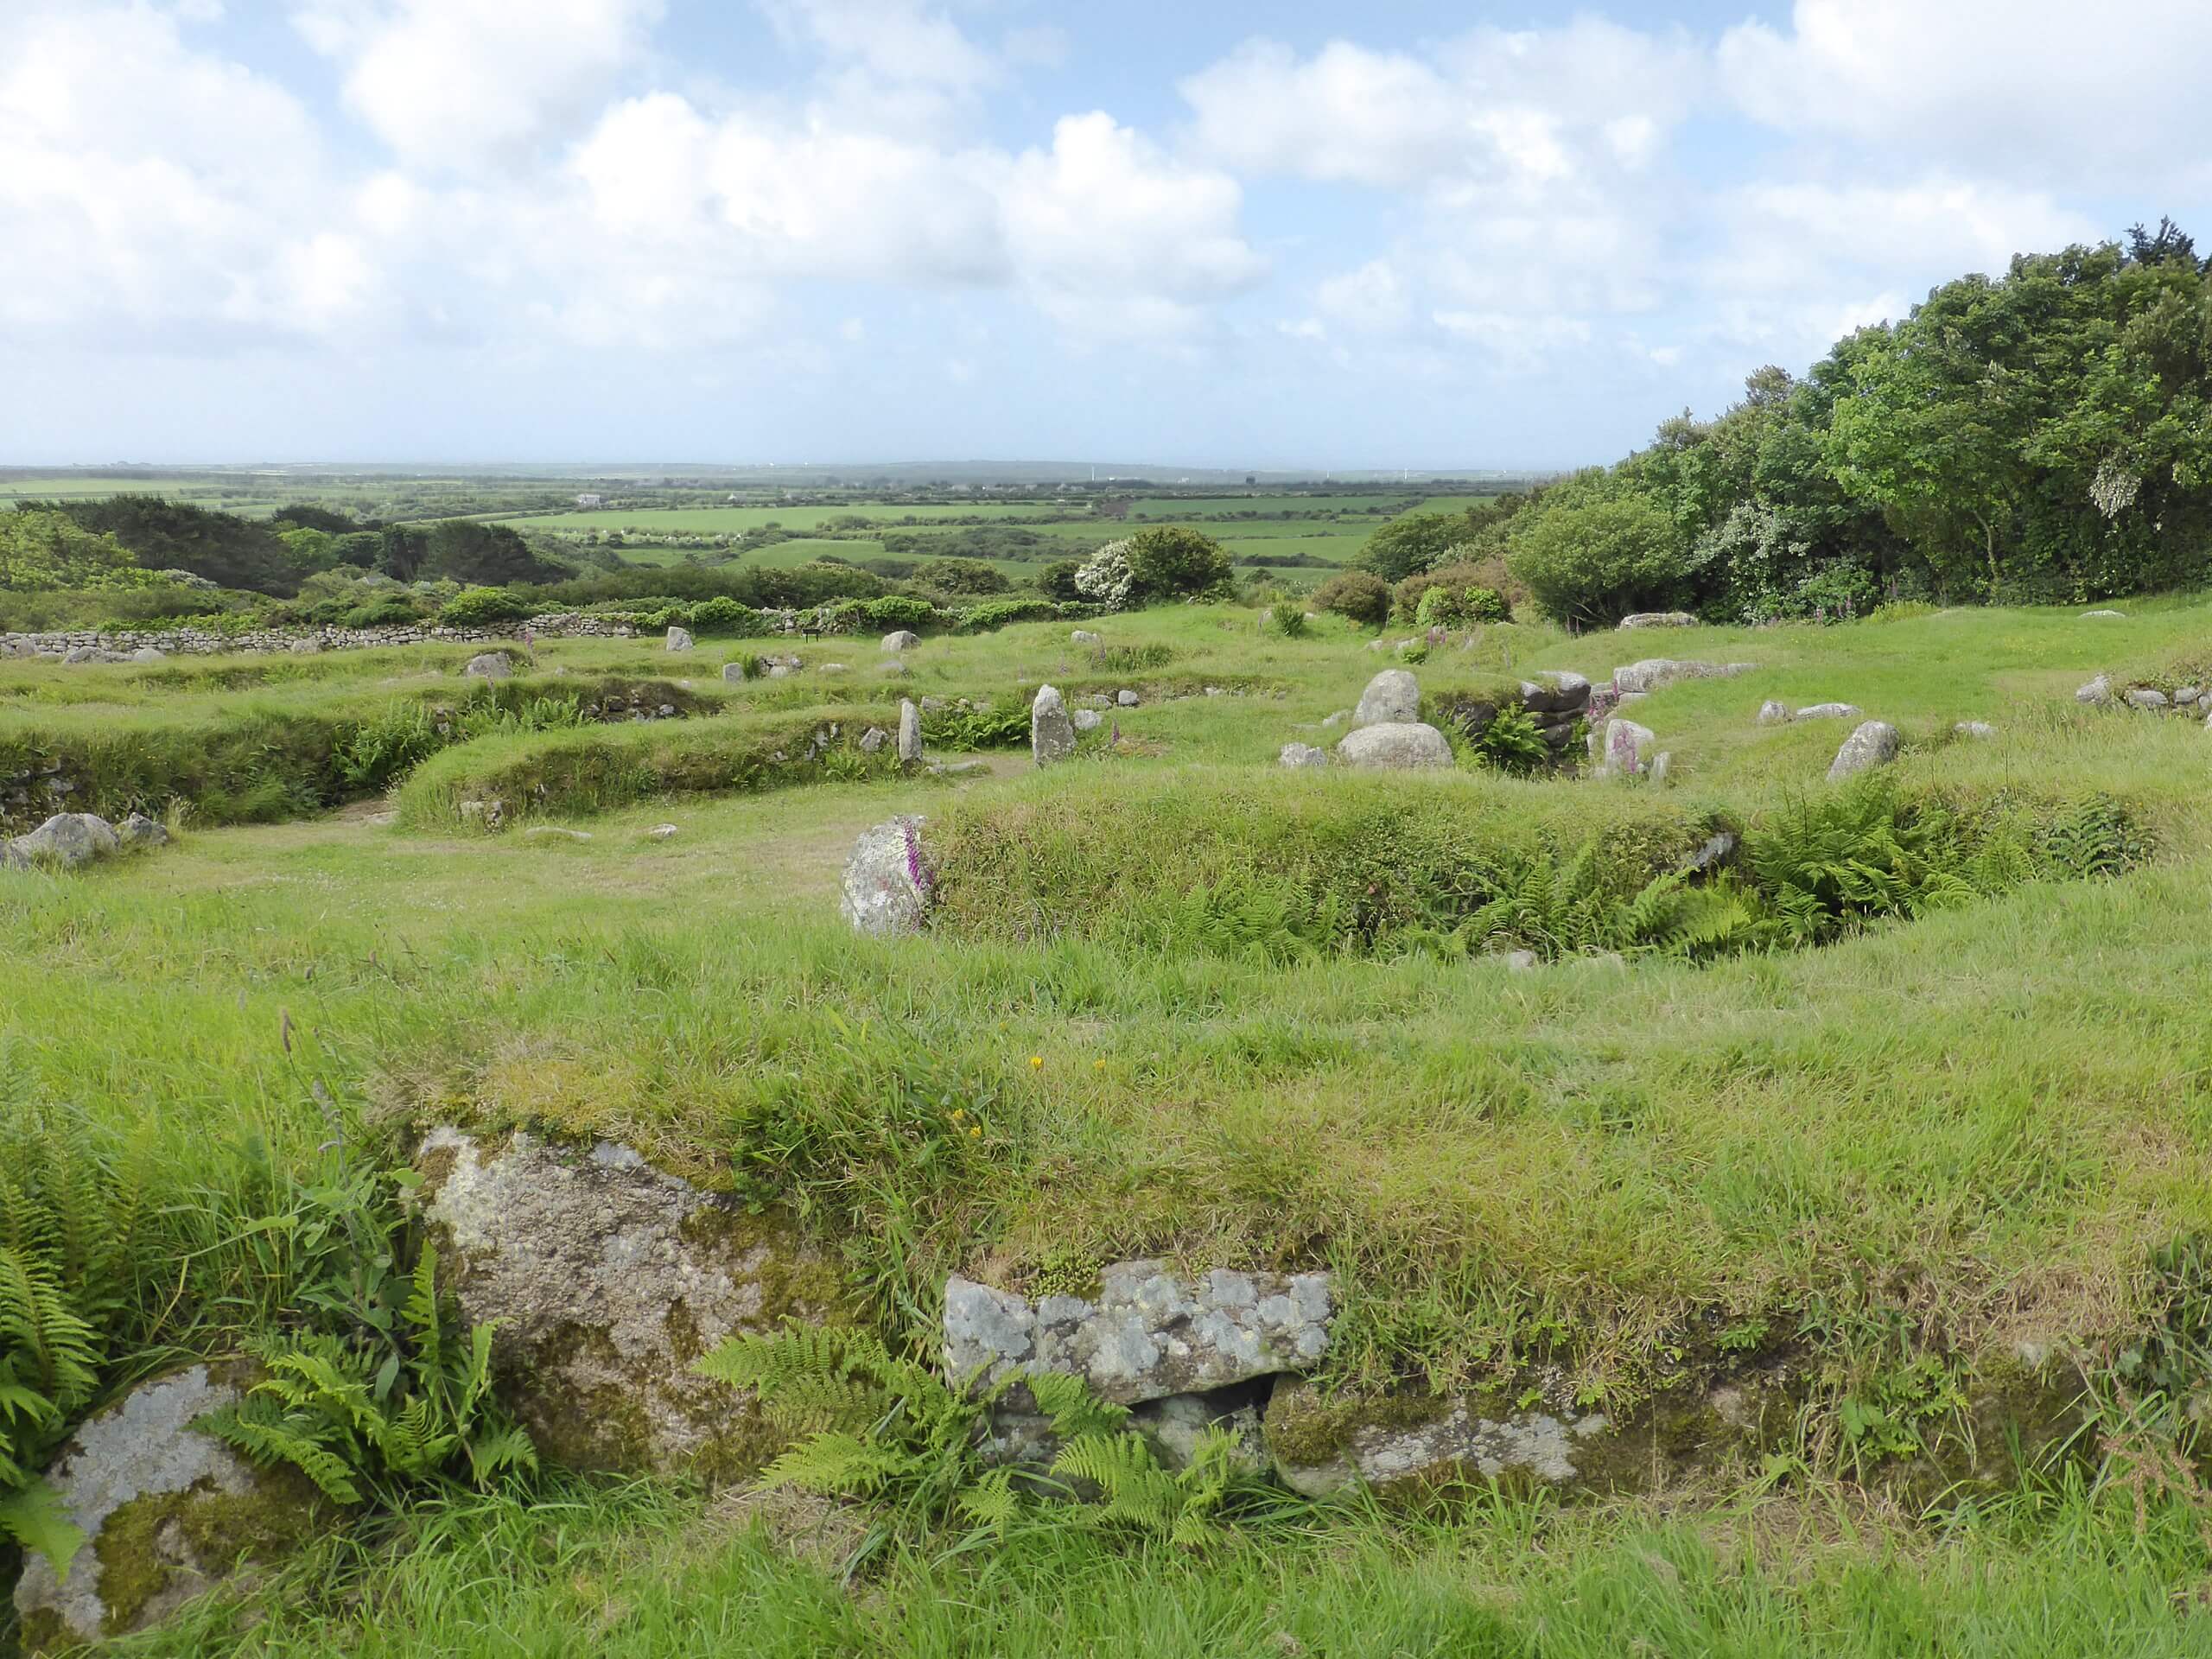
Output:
[[1345, 220, 2212, 626]]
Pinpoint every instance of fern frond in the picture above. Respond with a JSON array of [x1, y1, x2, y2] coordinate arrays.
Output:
[[0, 1477, 86, 1574], [957, 1465, 1020, 1529]]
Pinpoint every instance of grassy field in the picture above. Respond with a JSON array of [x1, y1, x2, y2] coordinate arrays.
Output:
[[9, 598, 2212, 1651]]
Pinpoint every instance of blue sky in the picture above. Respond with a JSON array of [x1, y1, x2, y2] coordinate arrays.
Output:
[[3, 0, 2208, 469]]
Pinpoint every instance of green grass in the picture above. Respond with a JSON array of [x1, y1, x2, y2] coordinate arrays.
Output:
[[10, 594, 2212, 1651]]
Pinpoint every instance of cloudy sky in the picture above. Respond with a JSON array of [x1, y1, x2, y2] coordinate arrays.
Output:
[[4, 0, 2208, 469]]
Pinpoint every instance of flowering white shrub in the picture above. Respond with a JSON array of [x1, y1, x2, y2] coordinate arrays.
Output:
[[1074, 540, 1136, 611]]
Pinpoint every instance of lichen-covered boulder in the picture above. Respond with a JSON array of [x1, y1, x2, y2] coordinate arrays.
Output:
[[880, 630, 920, 652], [2075, 674, 2112, 705], [2123, 687, 2169, 710], [1757, 700, 1791, 725], [1519, 671, 1589, 715], [721, 660, 747, 683], [12, 813, 120, 869], [839, 815, 931, 938], [0, 841, 29, 873], [944, 1261, 1332, 1406], [1072, 709, 1103, 733], [416, 1128, 842, 1479], [462, 652, 512, 681], [1353, 669, 1419, 727], [12, 1365, 322, 1652], [1279, 742, 1330, 769], [1827, 720, 1900, 782], [1611, 658, 1750, 695], [1955, 721, 1999, 740], [1335, 721, 1452, 770], [118, 812, 169, 850], [1618, 612, 1695, 629], [1031, 685, 1077, 766], [1796, 702, 1861, 720], [1264, 1380, 1615, 1497], [665, 626, 694, 652], [1071, 629, 1100, 644]]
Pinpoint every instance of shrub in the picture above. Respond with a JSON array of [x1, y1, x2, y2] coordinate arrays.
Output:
[[437, 587, 536, 628], [1127, 526, 1233, 601], [1507, 495, 1700, 627], [339, 597, 423, 630], [1266, 603, 1309, 638], [956, 599, 1065, 632], [689, 595, 766, 635], [914, 558, 1011, 597], [1312, 569, 1390, 626], [1395, 563, 1514, 626], [1039, 560, 1084, 602], [1074, 542, 1136, 611]]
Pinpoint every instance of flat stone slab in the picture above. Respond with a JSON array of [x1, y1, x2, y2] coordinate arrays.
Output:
[[944, 1260, 1333, 1405]]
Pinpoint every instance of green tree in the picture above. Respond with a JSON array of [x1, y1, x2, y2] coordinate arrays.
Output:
[[1356, 512, 1461, 582], [1125, 525, 1231, 599], [1507, 490, 1698, 626]]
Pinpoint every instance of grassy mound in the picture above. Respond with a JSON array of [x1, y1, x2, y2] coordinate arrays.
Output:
[[392, 706, 906, 831]]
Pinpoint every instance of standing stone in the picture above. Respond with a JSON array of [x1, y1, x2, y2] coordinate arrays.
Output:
[[1335, 722, 1452, 770], [880, 630, 920, 652], [1603, 719, 1656, 776], [666, 626, 694, 652], [1649, 751, 1672, 786], [1032, 685, 1077, 766], [1354, 669, 1421, 726], [1827, 720, 1900, 781], [721, 660, 748, 682], [1757, 700, 1791, 725], [840, 815, 931, 938], [898, 700, 923, 764], [1279, 742, 1330, 769]]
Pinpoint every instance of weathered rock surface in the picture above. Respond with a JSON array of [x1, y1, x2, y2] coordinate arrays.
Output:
[[12, 1365, 321, 1651], [1955, 721, 1999, 740], [665, 626, 694, 652], [117, 812, 169, 850], [1618, 612, 1696, 629], [1335, 721, 1452, 770], [858, 726, 888, 754], [2123, 687, 2169, 710], [721, 660, 747, 682], [1031, 685, 1077, 766], [944, 1262, 1332, 1406], [1279, 742, 1331, 769], [898, 699, 922, 765], [1611, 658, 1751, 695], [880, 630, 920, 652], [417, 1128, 841, 1478], [2075, 674, 2112, 705], [462, 651, 512, 681], [1072, 709, 1103, 733], [839, 814, 931, 938], [1796, 702, 1861, 720], [2082, 608, 2125, 619], [1353, 669, 1420, 726], [1071, 629, 1101, 644], [1519, 671, 1589, 715], [12, 812, 121, 868], [1757, 700, 1791, 725], [1265, 1379, 1614, 1497], [1827, 720, 1900, 781], [1603, 718, 1656, 776], [1116, 689, 1140, 708]]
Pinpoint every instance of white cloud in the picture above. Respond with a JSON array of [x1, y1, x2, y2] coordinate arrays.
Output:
[[1719, 1, 2212, 188], [0, 4, 367, 340], [1316, 260, 1411, 334], [296, 0, 664, 172]]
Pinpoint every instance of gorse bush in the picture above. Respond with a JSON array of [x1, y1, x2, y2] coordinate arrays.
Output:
[[1311, 569, 1390, 626]]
